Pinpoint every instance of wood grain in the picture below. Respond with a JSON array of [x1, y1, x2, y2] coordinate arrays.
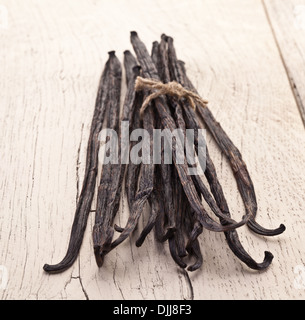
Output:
[[263, 0, 305, 127], [0, 0, 305, 300]]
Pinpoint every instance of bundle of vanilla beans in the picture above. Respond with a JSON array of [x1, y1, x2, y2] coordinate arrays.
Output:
[[43, 32, 285, 274]]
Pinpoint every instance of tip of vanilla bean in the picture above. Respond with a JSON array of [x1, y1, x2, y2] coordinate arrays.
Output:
[[124, 50, 131, 55], [130, 31, 138, 37], [161, 33, 168, 41], [108, 50, 116, 56]]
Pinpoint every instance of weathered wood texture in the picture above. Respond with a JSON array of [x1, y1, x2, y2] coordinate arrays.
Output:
[[263, 0, 305, 127], [0, 0, 305, 300]]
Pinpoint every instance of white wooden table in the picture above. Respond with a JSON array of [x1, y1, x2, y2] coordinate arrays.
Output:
[[1, 0, 305, 300]]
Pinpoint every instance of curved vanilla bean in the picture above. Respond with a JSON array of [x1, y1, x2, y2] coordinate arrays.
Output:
[[168, 235, 187, 269], [92, 52, 122, 266], [158, 34, 247, 227], [43, 53, 113, 273], [184, 207, 203, 271], [135, 201, 158, 247], [166, 36, 275, 269], [130, 31, 244, 233], [176, 56, 285, 237], [205, 147, 274, 269]]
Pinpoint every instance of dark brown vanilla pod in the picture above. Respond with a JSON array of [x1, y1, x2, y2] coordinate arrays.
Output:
[[151, 40, 177, 240], [135, 166, 161, 247], [43, 52, 113, 274], [113, 67, 144, 235], [124, 50, 138, 89], [151, 41, 163, 79], [167, 169, 188, 266], [169, 168, 188, 258], [109, 113, 155, 251], [124, 96, 142, 212], [166, 35, 275, 269], [109, 83, 155, 252], [152, 165, 169, 242], [135, 195, 158, 247], [94, 53, 143, 266], [184, 206, 204, 271], [92, 52, 122, 266], [44, 31, 284, 276], [152, 119, 175, 243], [130, 31, 247, 233], [157, 34, 247, 227], [123, 54, 143, 211], [154, 37, 187, 256], [159, 121, 177, 239], [176, 57, 285, 237]]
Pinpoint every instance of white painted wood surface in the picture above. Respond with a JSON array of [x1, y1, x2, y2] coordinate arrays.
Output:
[[262, 0, 305, 127], [1, 0, 305, 300]]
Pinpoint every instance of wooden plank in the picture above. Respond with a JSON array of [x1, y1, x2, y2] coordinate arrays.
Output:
[[176, 0, 305, 299], [0, 0, 305, 300], [263, 0, 305, 127]]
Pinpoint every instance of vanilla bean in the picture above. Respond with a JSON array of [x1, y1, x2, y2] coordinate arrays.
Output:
[[153, 37, 196, 266], [151, 41, 162, 77], [168, 235, 187, 269], [136, 166, 161, 247], [95, 53, 145, 264], [158, 35, 246, 226], [167, 35, 275, 269], [44, 31, 285, 276], [125, 91, 143, 211], [152, 165, 169, 242], [109, 78, 155, 252], [43, 53, 114, 274], [184, 206, 203, 271], [173, 169, 188, 258], [92, 51, 122, 266], [124, 50, 138, 88], [151, 41, 177, 240], [176, 54, 285, 237], [153, 163, 174, 242], [114, 54, 143, 235], [157, 34, 245, 228], [157, 36, 188, 256], [130, 31, 243, 233]]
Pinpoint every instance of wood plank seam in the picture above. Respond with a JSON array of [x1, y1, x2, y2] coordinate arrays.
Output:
[[261, 0, 305, 129]]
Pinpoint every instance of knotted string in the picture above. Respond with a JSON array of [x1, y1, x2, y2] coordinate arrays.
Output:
[[134, 76, 208, 119]]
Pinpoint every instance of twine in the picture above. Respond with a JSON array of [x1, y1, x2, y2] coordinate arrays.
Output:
[[134, 76, 208, 119]]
